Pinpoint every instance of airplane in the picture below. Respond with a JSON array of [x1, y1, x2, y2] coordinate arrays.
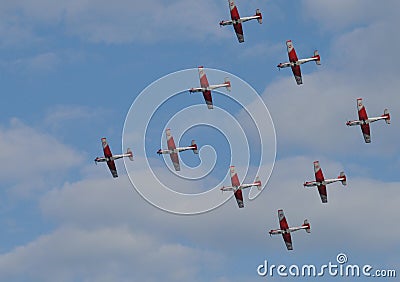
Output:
[[346, 98, 390, 143], [157, 128, 198, 171], [189, 66, 231, 109], [303, 161, 347, 203], [220, 166, 261, 208], [269, 209, 310, 251], [219, 0, 262, 43], [94, 137, 133, 178], [277, 40, 321, 85]]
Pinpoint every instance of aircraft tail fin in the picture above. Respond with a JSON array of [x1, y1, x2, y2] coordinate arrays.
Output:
[[314, 50, 321, 65], [254, 176, 261, 190], [383, 109, 390, 124], [126, 148, 133, 161], [224, 77, 231, 92], [256, 9, 262, 24], [303, 220, 311, 233], [191, 140, 198, 154], [339, 171, 347, 186]]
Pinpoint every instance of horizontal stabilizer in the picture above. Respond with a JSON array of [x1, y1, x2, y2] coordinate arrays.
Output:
[[255, 176, 261, 190], [256, 9, 262, 24], [339, 172, 347, 186], [303, 219, 311, 233], [224, 77, 231, 91], [126, 148, 134, 161], [384, 109, 390, 124], [191, 140, 198, 154], [314, 50, 321, 65]]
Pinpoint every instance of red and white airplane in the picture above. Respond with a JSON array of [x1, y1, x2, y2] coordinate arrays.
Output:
[[269, 209, 310, 251], [189, 66, 231, 109], [303, 161, 347, 203], [277, 40, 321, 85], [220, 166, 261, 208], [157, 128, 198, 171], [219, 0, 262, 43], [94, 137, 133, 178], [346, 98, 390, 143]]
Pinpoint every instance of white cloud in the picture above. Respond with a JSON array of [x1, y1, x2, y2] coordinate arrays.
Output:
[[327, 20, 399, 73], [39, 156, 400, 255], [0, 0, 227, 46], [5, 52, 61, 74], [301, 0, 400, 31], [0, 118, 85, 196], [0, 21, 38, 48], [0, 225, 223, 282], [43, 105, 110, 129], [253, 8, 400, 159], [238, 40, 283, 60], [1, 2, 399, 281], [0, 148, 396, 281]]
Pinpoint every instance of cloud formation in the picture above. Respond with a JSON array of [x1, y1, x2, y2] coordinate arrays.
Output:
[[0, 118, 85, 196], [0, 0, 226, 46]]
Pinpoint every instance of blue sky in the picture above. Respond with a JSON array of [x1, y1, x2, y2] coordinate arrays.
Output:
[[0, 0, 399, 281]]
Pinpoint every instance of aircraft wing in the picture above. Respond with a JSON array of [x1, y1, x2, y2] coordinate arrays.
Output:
[[198, 67, 213, 109], [317, 184, 328, 203], [283, 233, 293, 250], [229, 166, 244, 207], [291, 66, 302, 85], [100, 138, 118, 178], [230, 166, 241, 187], [286, 40, 302, 85], [101, 137, 112, 158], [278, 210, 293, 250], [233, 23, 244, 43], [361, 124, 371, 143], [166, 129, 176, 151], [357, 98, 371, 143], [227, 0, 244, 43], [169, 153, 180, 171], [278, 210, 289, 230], [107, 160, 118, 178], [166, 129, 180, 171], [314, 161, 325, 183], [357, 98, 368, 120], [202, 91, 213, 109], [234, 189, 244, 208], [314, 161, 327, 203], [199, 66, 209, 88]]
